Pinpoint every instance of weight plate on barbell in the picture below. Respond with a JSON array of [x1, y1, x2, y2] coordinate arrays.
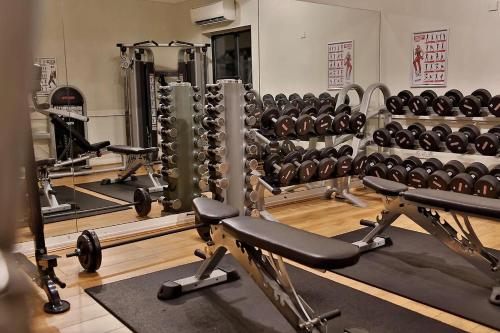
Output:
[[134, 188, 152, 217], [77, 230, 102, 273]]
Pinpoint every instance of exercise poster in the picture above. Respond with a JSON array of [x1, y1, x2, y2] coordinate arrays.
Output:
[[411, 29, 449, 87], [328, 40, 354, 89], [36, 57, 58, 95]]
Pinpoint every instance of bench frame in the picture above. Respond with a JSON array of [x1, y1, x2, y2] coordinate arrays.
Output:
[[38, 162, 73, 215], [355, 193, 500, 305]]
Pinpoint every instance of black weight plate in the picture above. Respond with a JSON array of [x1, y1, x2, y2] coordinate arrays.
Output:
[[490, 164, 500, 177], [465, 162, 489, 179], [262, 94, 274, 102], [283, 151, 301, 163], [423, 158, 443, 173], [386, 121, 404, 135], [263, 154, 281, 174], [409, 122, 426, 136], [302, 149, 321, 162], [274, 116, 295, 137], [472, 88, 492, 105], [408, 167, 430, 188], [300, 105, 318, 116], [134, 188, 152, 217], [433, 123, 452, 138], [443, 160, 465, 177], [277, 98, 289, 109], [275, 93, 287, 101], [385, 155, 403, 167], [461, 124, 481, 140], [280, 140, 296, 155], [319, 92, 332, 100], [386, 96, 405, 115], [474, 175, 500, 198], [459, 96, 481, 117], [432, 96, 453, 116], [303, 93, 315, 100], [282, 104, 300, 118], [338, 145, 353, 157], [336, 155, 353, 176], [318, 104, 335, 115], [403, 156, 422, 170], [320, 147, 338, 159], [368, 163, 389, 179], [429, 170, 450, 190], [77, 230, 102, 272], [444, 89, 464, 105], [332, 113, 349, 134], [421, 90, 438, 103], [278, 163, 296, 186], [419, 131, 441, 151], [291, 98, 306, 110], [264, 141, 280, 155], [317, 158, 336, 180], [395, 129, 415, 149], [398, 90, 414, 103], [475, 133, 500, 156], [449, 173, 474, 194], [289, 93, 301, 101], [298, 160, 317, 183], [295, 115, 314, 136], [352, 154, 367, 175], [408, 96, 428, 115], [261, 107, 281, 129], [366, 152, 385, 166], [320, 97, 335, 108], [488, 95, 500, 117], [373, 128, 392, 147], [490, 124, 500, 134], [445, 132, 468, 153], [388, 165, 407, 184], [308, 97, 322, 109], [335, 104, 352, 115], [349, 112, 366, 132], [314, 114, 333, 135]]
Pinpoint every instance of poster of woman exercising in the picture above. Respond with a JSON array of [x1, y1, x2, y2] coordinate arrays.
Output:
[[327, 40, 354, 89], [411, 29, 449, 87], [35, 57, 58, 95]]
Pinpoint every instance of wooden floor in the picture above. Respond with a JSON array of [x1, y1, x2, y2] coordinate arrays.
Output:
[[23, 183, 500, 333]]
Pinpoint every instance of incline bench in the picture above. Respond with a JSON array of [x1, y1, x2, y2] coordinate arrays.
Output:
[[158, 197, 365, 333], [355, 176, 500, 305], [37, 158, 72, 214]]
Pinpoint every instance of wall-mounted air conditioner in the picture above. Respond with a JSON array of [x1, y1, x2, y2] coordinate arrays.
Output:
[[190, 0, 236, 26]]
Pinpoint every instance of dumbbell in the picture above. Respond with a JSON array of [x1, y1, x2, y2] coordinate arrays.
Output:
[[301, 105, 349, 136], [302, 149, 337, 180], [445, 124, 480, 154], [372, 121, 404, 147], [341, 107, 367, 134], [428, 160, 466, 190], [319, 146, 355, 177], [488, 95, 500, 117], [364, 153, 403, 179], [263, 153, 297, 186], [281, 104, 315, 137], [459, 89, 492, 117], [260, 106, 295, 138], [418, 123, 452, 151], [431, 89, 464, 116], [385, 90, 413, 115], [408, 90, 438, 115], [449, 162, 489, 195], [387, 156, 422, 184], [394, 123, 426, 149], [474, 165, 500, 198], [475, 125, 500, 156], [407, 158, 444, 188], [282, 151, 317, 184]]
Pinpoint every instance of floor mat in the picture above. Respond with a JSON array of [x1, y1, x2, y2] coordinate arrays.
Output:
[[86, 256, 463, 333], [333, 226, 500, 330], [78, 175, 166, 203], [41, 186, 130, 223]]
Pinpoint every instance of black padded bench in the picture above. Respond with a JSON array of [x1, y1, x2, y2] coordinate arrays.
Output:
[[357, 176, 500, 305], [159, 198, 362, 332], [107, 145, 158, 156]]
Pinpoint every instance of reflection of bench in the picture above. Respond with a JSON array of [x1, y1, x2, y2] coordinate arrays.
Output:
[[158, 198, 362, 332], [36, 158, 73, 215], [355, 176, 500, 305]]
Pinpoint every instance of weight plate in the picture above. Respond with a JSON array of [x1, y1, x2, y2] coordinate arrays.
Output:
[[261, 107, 281, 129], [349, 112, 366, 132], [368, 163, 389, 179], [320, 147, 338, 159], [320, 97, 335, 108], [275, 93, 287, 101], [77, 230, 102, 272], [314, 114, 333, 135], [308, 97, 321, 109], [459, 96, 481, 117], [277, 98, 289, 109], [280, 140, 296, 155], [373, 128, 392, 147], [302, 149, 321, 162], [317, 158, 336, 180], [283, 151, 301, 163], [134, 188, 152, 217], [385, 155, 403, 167], [474, 175, 500, 198], [395, 129, 415, 149], [352, 154, 367, 175], [366, 152, 385, 166], [471, 88, 492, 106], [398, 90, 414, 103], [295, 115, 314, 136], [423, 158, 443, 173], [465, 162, 489, 179], [409, 122, 426, 136], [336, 155, 353, 176], [291, 98, 306, 110], [443, 160, 465, 177], [338, 145, 353, 157], [335, 104, 352, 115], [264, 154, 281, 175], [449, 173, 474, 194], [289, 93, 301, 101], [386, 96, 405, 115], [429, 170, 450, 190], [334, 93, 350, 106], [490, 124, 500, 134], [419, 131, 441, 151], [300, 105, 318, 116], [490, 164, 500, 177], [475, 133, 500, 156], [488, 95, 500, 117], [445, 132, 468, 153], [408, 167, 430, 188], [298, 160, 317, 183], [444, 89, 464, 106], [403, 156, 422, 170], [421, 90, 438, 103], [274, 116, 295, 137], [408, 96, 428, 115], [432, 96, 453, 116], [262, 94, 274, 102], [387, 165, 407, 184], [318, 92, 332, 100], [282, 104, 300, 118], [278, 163, 296, 186], [386, 121, 404, 135], [433, 123, 452, 138], [332, 113, 349, 134], [461, 124, 480, 140], [303, 93, 315, 101], [318, 104, 335, 115]]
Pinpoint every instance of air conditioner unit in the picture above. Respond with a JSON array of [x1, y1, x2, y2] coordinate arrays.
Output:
[[190, 0, 236, 26]]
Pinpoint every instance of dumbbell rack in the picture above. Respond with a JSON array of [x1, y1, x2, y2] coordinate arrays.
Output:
[[158, 82, 203, 213]]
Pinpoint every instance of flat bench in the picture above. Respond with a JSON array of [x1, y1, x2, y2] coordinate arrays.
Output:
[[159, 197, 362, 332], [107, 145, 158, 156], [358, 176, 500, 305]]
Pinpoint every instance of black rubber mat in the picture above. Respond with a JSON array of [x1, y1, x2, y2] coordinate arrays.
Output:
[[333, 226, 500, 330], [41, 186, 130, 223], [85, 256, 463, 333], [78, 175, 166, 203]]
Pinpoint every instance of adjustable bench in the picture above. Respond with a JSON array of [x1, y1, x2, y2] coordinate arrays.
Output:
[[355, 176, 500, 305], [158, 197, 362, 333], [36, 158, 73, 215]]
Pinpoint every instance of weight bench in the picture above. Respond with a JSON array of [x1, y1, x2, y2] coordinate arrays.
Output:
[[36, 158, 72, 215], [102, 145, 163, 193], [158, 197, 363, 333], [355, 176, 500, 305]]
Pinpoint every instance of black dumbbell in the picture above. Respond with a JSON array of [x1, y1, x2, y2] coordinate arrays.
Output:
[[445, 124, 481, 154], [431, 89, 464, 116], [302, 149, 336, 180], [282, 151, 317, 184], [373, 121, 404, 147], [260, 106, 295, 138], [474, 165, 500, 198], [428, 160, 466, 190], [459, 89, 492, 117], [475, 125, 500, 156], [488, 95, 500, 117], [365, 154, 403, 179], [303, 105, 349, 136], [394, 123, 426, 149], [418, 123, 452, 151], [408, 90, 438, 115], [281, 104, 315, 137], [263, 153, 297, 186], [449, 162, 489, 194], [385, 90, 413, 115], [408, 158, 444, 188], [319, 146, 357, 177], [346, 111, 366, 133], [387, 156, 422, 184], [334, 93, 350, 107], [289, 93, 301, 101]]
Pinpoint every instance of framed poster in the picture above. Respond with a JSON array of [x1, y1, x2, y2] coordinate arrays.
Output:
[[328, 40, 354, 90], [36, 57, 58, 95], [411, 29, 449, 87]]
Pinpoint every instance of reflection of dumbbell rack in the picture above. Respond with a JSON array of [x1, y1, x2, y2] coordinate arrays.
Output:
[[158, 82, 200, 213]]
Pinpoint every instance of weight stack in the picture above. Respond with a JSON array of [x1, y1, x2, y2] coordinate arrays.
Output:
[[205, 80, 260, 216], [158, 82, 203, 213]]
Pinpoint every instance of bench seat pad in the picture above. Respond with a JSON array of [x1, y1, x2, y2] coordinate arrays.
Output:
[[222, 217, 360, 270], [403, 189, 500, 220], [107, 145, 158, 155], [36, 158, 56, 167], [363, 176, 408, 196], [193, 197, 239, 225]]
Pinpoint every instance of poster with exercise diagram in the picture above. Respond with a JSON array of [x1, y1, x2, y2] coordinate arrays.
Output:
[[328, 40, 353, 89], [411, 29, 449, 87], [36, 57, 58, 95]]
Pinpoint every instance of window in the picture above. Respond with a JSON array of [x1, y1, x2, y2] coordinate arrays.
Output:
[[212, 29, 252, 84]]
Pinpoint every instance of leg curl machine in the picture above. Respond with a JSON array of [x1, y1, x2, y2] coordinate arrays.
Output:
[[354, 176, 500, 305]]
